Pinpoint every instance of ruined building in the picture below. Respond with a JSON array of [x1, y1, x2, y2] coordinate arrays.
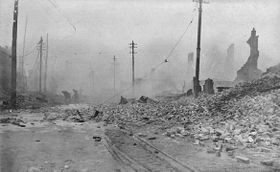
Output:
[[235, 28, 262, 82], [0, 46, 11, 93], [184, 52, 194, 92], [223, 44, 235, 81], [203, 78, 214, 94], [188, 52, 194, 65], [187, 52, 194, 77]]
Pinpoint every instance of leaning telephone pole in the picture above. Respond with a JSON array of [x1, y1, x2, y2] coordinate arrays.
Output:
[[193, 0, 208, 97], [11, 0, 19, 108], [130, 41, 137, 89], [38, 37, 43, 93]]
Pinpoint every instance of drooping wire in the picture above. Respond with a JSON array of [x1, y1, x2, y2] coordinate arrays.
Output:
[[23, 46, 37, 57], [164, 13, 196, 61], [44, 0, 77, 32], [31, 49, 40, 72], [97, 6, 198, 105]]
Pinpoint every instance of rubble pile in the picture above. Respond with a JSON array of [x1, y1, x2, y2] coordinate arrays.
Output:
[[0, 94, 50, 109], [41, 76, 280, 152], [0, 117, 26, 127], [43, 106, 97, 122], [221, 76, 280, 101], [190, 92, 280, 146], [99, 76, 280, 148], [206, 76, 280, 114]]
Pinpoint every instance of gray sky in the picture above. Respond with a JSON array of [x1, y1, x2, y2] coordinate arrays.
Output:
[[1, 0, 280, 95]]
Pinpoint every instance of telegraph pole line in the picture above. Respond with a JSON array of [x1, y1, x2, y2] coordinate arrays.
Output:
[[44, 33, 48, 93], [130, 40, 137, 90], [38, 37, 43, 93], [112, 55, 119, 96], [11, 0, 19, 108], [193, 0, 208, 98]]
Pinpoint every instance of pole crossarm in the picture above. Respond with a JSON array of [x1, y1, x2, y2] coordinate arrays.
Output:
[[130, 40, 137, 91], [193, 0, 209, 4]]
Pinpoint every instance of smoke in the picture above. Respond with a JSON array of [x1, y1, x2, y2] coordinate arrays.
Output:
[[1, 0, 280, 103]]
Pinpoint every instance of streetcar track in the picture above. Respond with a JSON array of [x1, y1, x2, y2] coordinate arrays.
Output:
[[104, 128, 197, 172]]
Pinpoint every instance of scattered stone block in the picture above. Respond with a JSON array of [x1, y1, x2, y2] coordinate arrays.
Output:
[[206, 148, 215, 154], [28, 167, 41, 172], [260, 160, 274, 166], [236, 156, 250, 164], [138, 133, 147, 137], [227, 151, 234, 157], [147, 137, 157, 140], [93, 136, 102, 142]]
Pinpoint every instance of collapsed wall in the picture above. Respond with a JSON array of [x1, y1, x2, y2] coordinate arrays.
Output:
[[263, 63, 280, 77], [235, 28, 262, 83]]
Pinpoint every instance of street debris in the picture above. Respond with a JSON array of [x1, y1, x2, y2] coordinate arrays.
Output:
[[260, 160, 274, 166], [0, 117, 26, 127], [93, 136, 102, 142], [119, 96, 128, 105], [40, 76, 280, 158], [236, 156, 250, 164]]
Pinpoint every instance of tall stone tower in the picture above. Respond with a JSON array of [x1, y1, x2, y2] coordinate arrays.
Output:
[[235, 28, 262, 82]]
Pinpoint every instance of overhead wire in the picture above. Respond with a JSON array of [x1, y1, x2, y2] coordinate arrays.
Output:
[[146, 5, 197, 71], [164, 8, 196, 62], [23, 46, 37, 57], [44, 0, 77, 32], [99, 6, 198, 105], [32, 0, 53, 23], [31, 49, 40, 72]]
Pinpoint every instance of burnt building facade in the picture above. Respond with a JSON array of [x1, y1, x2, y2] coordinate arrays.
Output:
[[235, 28, 262, 82]]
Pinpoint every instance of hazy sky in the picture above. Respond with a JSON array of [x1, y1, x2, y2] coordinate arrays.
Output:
[[1, 0, 280, 94]]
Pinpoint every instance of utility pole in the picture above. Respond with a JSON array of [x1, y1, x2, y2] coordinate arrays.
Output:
[[38, 37, 43, 93], [112, 55, 119, 95], [11, 0, 19, 108], [193, 0, 208, 97], [44, 33, 48, 93], [130, 40, 137, 90]]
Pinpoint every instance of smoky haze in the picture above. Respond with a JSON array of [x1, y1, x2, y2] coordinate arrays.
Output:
[[0, 0, 280, 102]]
